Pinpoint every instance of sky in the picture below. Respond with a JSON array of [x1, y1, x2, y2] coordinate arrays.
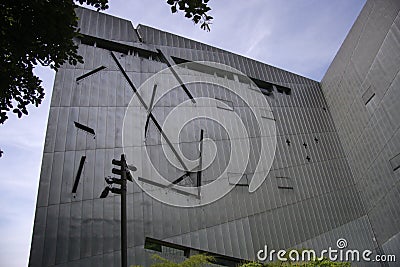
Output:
[[0, 1, 366, 266]]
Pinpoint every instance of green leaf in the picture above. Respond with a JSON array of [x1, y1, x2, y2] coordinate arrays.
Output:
[[166, 0, 213, 31], [0, 0, 109, 124]]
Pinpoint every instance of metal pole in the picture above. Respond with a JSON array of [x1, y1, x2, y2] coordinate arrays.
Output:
[[121, 154, 127, 267], [197, 129, 204, 197]]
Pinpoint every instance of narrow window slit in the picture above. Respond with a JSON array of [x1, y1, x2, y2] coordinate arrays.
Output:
[[278, 186, 294, 190], [72, 156, 86, 195], [74, 121, 96, 136], [276, 176, 294, 190], [362, 85, 375, 106], [365, 93, 375, 106], [76, 66, 106, 81]]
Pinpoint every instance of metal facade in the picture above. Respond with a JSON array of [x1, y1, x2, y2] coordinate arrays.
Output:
[[29, 2, 398, 266], [321, 0, 400, 265]]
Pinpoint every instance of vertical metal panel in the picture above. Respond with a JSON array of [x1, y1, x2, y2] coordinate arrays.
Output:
[[105, 108, 116, 148], [44, 107, 60, 153], [203, 227, 216, 254], [78, 76, 91, 109], [55, 203, 71, 264], [111, 194, 122, 253], [248, 214, 261, 256], [92, 199, 104, 256], [48, 152, 64, 205], [60, 150, 75, 203], [68, 201, 82, 261], [80, 200, 93, 258], [132, 192, 145, 246], [152, 200, 163, 238], [42, 205, 59, 266], [95, 108, 107, 149], [103, 251, 114, 267], [36, 153, 53, 207], [60, 69, 74, 107], [54, 107, 69, 152], [198, 228, 209, 251], [228, 221, 240, 257], [76, 107, 89, 150], [242, 217, 255, 259], [91, 254, 104, 267], [65, 108, 79, 151], [29, 207, 47, 267], [103, 196, 115, 253]]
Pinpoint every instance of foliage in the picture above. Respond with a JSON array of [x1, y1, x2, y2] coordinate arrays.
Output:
[[0, 0, 108, 124], [131, 252, 350, 267], [166, 0, 213, 31], [1, 0, 212, 124], [132, 254, 214, 267]]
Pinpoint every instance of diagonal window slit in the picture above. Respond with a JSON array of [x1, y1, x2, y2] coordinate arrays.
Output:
[[74, 121, 96, 136], [72, 156, 86, 194], [76, 66, 106, 81]]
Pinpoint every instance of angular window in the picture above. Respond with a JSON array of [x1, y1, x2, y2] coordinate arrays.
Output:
[[137, 177, 199, 198], [170, 56, 291, 96], [228, 173, 249, 186], [274, 84, 291, 95], [144, 237, 188, 257], [389, 153, 400, 172], [216, 98, 234, 111], [362, 86, 375, 106], [74, 121, 95, 136], [276, 176, 294, 190], [260, 108, 275, 121], [80, 35, 161, 60]]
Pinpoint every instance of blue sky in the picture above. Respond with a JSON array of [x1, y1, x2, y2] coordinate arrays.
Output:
[[0, 1, 366, 266]]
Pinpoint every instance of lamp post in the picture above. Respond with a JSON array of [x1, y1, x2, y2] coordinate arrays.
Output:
[[100, 154, 135, 267]]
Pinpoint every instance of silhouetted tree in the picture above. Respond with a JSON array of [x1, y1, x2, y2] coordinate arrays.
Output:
[[0, 0, 107, 124], [166, 0, 213, 31], [0, 0, 212, 124]]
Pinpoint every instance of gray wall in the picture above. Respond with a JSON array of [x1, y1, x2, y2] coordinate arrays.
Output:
[[29, 6, 383, 267], [321, 0, 400, 264]]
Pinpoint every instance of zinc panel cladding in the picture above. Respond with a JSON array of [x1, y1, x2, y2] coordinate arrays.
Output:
[[29, 7, 378, 267], [75, 8, 139, 43], [321, 0, 400, 261]]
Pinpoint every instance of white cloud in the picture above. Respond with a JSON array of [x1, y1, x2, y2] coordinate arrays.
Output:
[[0, 66, 54, 267]]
